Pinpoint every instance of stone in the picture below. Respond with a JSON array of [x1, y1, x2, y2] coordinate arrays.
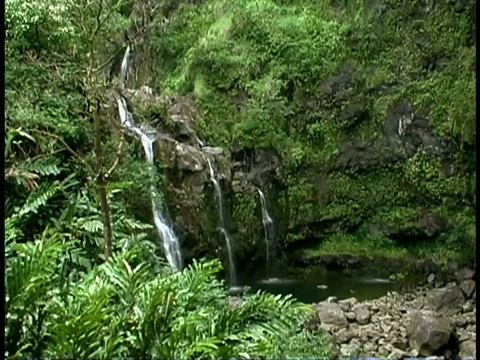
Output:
[[318, 323, 334, 333], [339, 338, 362, 357], [327, 296, 338, 303], [457, 268, 475, 281], [431, 285, 465, 311], [462, 300, 474, 313], [392, 338, 408, 351], [409, 349, 419, 357], [427, 273, 436, 284], [367, 329, 383, 338], [406, 311, 454, 356], [466, 324, 475, 332], [460, 279, 476, 298], [345, 311, 356, 321], [457, 329, 471, 343], [316, 302, 348, 328], [353, 303, 371, 325], [339, 297, 359, 306], [458, 340, 476, 359], [381, 323, 392, 333], [335, 329, 356, 344], [389, 347, 409, 360]]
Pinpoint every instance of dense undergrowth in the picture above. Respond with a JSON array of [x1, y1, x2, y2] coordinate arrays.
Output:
[[5, 0, 335, 358], [4, 0, 476, 356]]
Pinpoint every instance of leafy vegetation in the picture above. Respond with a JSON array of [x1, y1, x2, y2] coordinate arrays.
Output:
[[6, 235, 328, 358], [5, 0, 337, 358], [5, 0, 476, 357]]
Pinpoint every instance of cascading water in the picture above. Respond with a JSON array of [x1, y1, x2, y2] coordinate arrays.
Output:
[[114, 47, 182, 270], [257, 188, 275, 279], [115, 96, 183, 270], [207, 159, 237, 286]]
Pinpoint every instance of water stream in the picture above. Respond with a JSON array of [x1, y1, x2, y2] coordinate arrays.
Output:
[[257, 188, 275, 279], [114, 47, 183, 270], [206, 159, 237, 286]]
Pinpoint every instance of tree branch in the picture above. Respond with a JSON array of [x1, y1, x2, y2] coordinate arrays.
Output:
[[30, 129, 95, 176], [105, 132, 125, 178]]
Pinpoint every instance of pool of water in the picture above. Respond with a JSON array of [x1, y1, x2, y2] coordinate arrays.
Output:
[[236, 269, 398, 303]]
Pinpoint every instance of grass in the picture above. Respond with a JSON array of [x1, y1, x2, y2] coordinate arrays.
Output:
[[301, 232, 472, 265]]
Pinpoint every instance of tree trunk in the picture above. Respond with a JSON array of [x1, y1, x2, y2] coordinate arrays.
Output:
[[93, 104, 113, 261], [98, 177, 113, 260]]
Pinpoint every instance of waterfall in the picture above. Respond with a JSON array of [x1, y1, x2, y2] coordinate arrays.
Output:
[[206, 159, 236, 285], [114, 43, 182, 270], [115, 94, 183, 270], [257, 188, 275, 279], [119, 45, 133, 88]]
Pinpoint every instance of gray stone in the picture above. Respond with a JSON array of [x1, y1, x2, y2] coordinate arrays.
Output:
[[406, 311, 454, 356], [457, 268, 475, 281], [381, 323, 392, 333], [339, 338, 362, 357], [367, 329, 383, 338], [460, 279, 476, 298], [353, 303, 371, 325], [427, 273, 436, 284], [335, 329, 356, 344], [316, 302, 348, 328], [389, 347, 409, 360], [409, 349, 419, 357], [458, 340, 476, 359], [431, 284, 465, 311], [345, 311, 356, 321]]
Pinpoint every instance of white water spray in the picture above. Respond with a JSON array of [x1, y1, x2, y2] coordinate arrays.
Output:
[[257, 188, 275, 279], [207, 159, 236, 285], [119, 45, 133, 88], [115, 44, 182, 270], [116, 95, 182, 270]]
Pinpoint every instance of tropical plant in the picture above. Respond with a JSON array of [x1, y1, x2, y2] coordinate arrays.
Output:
[[5, 234, 324, 359]]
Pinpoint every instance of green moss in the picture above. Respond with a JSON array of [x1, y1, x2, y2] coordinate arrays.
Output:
[[150, 0, 475, 263], [303, 233, 409, 260], [231, 192, 260, 249]]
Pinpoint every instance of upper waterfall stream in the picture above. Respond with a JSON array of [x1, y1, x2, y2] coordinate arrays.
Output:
[[114, 46, 183, 270]]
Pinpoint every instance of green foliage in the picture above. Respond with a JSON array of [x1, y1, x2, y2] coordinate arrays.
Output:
[[6, 235, 326, 359], [303, 232, 408, 260], [150, 0, 475, 264]]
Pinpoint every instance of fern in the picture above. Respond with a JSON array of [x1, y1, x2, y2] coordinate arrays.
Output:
[[78, 218, 104, 233], [18, 180, 64, 217], [23, 156, 62, 176]]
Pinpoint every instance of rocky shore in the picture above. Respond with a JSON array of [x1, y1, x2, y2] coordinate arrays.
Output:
[[306, 268, 476, 358]]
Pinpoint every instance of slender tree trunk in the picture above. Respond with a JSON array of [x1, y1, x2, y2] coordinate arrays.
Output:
[[93, 104, 113, 261], [98, 178, 113, 260]]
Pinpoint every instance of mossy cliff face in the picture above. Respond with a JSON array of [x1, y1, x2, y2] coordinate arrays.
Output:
[[128, 0, 475, 268]]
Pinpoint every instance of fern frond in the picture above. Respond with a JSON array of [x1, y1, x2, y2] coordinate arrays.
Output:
[[78, 218, 103, 233], [23, 156, 62, 176], [18, 180, 64, 217]]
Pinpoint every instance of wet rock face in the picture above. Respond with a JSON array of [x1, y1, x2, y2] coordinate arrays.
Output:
[[308, 273, 476, 359], [332, 101, 450, 174], [366, 213, 450, 246], [124, 87, 233, 256], [231, 147, 282, 193]]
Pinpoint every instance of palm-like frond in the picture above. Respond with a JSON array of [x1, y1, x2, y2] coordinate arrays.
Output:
[[5, 237, 66, 358], [6, 237, 324, 359]]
